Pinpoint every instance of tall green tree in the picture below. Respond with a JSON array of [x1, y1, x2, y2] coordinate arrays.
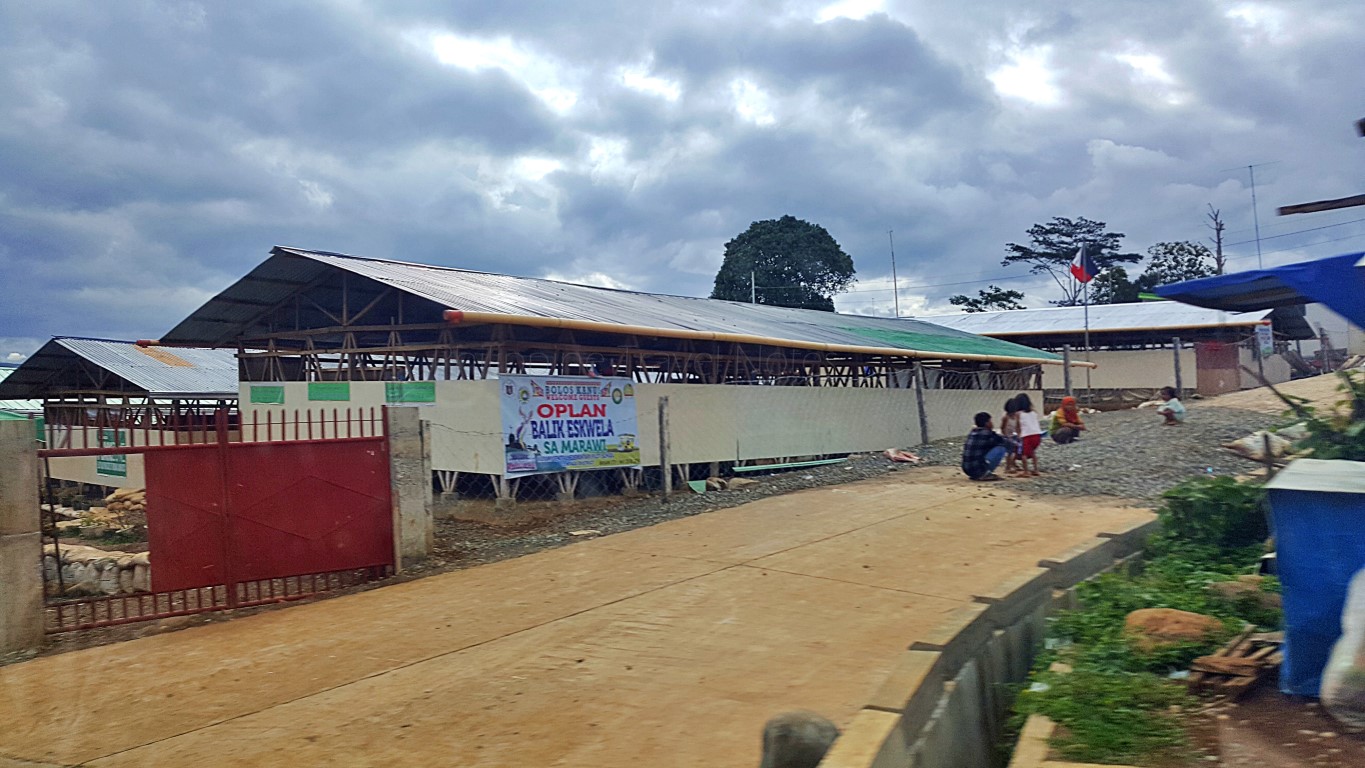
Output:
[[710, 216, 855, 311], [1002, 216, 1141, 306], [1088, 266, 1141, 305], [949, 284, 1027, 313], [1136, 241, 1216, 291]]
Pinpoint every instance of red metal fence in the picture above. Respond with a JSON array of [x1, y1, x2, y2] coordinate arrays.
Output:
[[40, 408, 395, 633]]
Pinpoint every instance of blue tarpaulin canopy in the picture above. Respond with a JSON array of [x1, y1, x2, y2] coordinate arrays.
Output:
[[1154, 252, 1365, 329]]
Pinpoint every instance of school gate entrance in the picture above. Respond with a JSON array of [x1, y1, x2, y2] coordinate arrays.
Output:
[[40, 409, 395, 632]]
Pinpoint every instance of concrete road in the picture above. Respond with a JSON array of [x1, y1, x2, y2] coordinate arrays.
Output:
[[0, 468, 1151, 767]]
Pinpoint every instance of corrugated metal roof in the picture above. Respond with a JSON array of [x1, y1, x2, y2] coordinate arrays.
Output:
[[0, 367, 43, 412], [916, 302, 1272, 337], [0, 337, 239, 400], [161, 247, 1063, 364]]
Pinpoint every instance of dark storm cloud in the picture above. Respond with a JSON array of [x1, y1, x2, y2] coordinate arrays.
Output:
[[2, 0, 1364, 360]]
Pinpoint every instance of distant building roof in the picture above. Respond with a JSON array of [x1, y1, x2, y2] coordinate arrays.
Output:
[[0, 367, 43, 412], [917, 302, 1273, 338], [0, 337, 239, 400], [159, 246, 1066, 366]]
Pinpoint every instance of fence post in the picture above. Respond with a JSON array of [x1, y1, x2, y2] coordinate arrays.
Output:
[[1062, 344, 1073, 398], [215, 407, 238, 608], [385, 406, 433, 571], [658, 396, 672, 501], [0, 420, 44, 652], [1172, 336, 1183, 395], [913, 361, 930, 445]]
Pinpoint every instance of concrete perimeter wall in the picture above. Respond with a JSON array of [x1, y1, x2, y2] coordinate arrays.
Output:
[[819, 518, 1160, 768], [240, 382, 1037, 474]]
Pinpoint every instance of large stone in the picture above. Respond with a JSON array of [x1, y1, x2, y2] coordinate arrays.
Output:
[[1208, 575, 1282, 611], [1124, 608, 1226, 651]]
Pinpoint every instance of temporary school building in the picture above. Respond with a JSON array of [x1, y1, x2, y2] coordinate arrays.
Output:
[[0, 337, 239, 486], [919, 302, 1315, 405], [155, 246, 1088, 499]]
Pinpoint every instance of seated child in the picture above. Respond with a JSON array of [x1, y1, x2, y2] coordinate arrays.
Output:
[[1156, 386, 1186, 425]]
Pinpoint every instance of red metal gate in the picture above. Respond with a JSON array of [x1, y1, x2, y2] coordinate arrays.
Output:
[[40, 408, 394, 632]]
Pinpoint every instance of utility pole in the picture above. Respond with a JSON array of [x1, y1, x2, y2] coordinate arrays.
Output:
[[1206, 205, 1226, 274], [1248, 165, 1265, 268], [750, 271, 756, 304], [888, 229, 900, 318]]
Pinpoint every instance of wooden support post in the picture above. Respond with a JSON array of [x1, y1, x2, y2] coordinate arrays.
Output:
[[1062, 344, 1073, 397], [913, 362, 930, 445], [1172, 336, 1183, 395], [658, 396, 672, 501]]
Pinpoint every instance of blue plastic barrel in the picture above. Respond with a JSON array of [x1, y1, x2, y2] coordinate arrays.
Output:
[[1266, 459, 1365, 696]]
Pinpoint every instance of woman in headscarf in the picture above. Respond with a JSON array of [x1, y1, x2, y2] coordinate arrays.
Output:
[[1050, 396, 1086, 444]]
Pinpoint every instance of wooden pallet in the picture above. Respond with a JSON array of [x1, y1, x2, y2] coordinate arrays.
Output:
[[1187, 628, 1283, 697]]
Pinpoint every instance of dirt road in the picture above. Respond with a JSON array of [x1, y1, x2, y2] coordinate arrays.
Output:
[[0, 468, 1150, 767]]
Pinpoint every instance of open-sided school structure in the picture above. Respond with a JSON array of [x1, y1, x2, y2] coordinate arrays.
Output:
[[145, 246, 1087, 500], [921, 301, 1311, 406], [0, 337, 238, 486]]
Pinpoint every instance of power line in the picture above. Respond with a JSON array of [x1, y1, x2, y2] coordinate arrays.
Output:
[[1224, 215, 1365, 246]]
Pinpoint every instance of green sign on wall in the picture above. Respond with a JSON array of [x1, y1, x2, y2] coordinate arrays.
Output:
[[308, 381, 352, 401], [250, 385, 286, 404], [95, 429, 127, 478], [385, 381, 436, 404]]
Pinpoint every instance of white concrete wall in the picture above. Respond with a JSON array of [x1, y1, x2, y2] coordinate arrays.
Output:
[[241, 381, 1039, 474], [1040, 348, 1194, 391]]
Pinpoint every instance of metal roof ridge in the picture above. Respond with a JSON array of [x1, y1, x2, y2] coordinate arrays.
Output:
[[280, 245, 951, 322]]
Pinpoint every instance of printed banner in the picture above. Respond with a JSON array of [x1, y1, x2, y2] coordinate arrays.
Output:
[[1255, 323, 1274, 357], [499, 374, 640, 477]]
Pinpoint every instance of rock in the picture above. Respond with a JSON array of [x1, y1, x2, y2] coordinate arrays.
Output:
[[1124, 608, 1226, 651], [726, 477, 758, 490], [155, 615, 194, 632], [1208, 575, 1282, 610]]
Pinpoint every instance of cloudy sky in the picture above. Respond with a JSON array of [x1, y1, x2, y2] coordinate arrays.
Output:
[[3, 0, 1364, 361]]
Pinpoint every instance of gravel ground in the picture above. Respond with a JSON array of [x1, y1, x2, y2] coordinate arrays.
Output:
[[916, 404, 1283, 503]]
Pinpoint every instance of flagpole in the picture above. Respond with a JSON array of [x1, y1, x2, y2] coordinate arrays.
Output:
[[1083, 278, 1092, 405]]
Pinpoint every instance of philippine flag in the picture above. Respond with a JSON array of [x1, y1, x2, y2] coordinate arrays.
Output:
[[1069, 243, 1098, 283]]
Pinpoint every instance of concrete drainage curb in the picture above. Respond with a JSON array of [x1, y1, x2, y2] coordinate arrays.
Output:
[[818, 517, 1159, 768]]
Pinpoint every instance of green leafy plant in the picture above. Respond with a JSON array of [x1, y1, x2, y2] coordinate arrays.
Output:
[[1148, 476, 1267, 555], [1290, 369, 1365, 461]]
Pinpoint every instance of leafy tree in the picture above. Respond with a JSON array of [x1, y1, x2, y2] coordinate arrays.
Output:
[[1002, 216, 1141, 306], [1088, 266, 1141, 305], [1136, 241, 1216, 292], [949, 284, 1027, 313], [710, 216, 855, 311]]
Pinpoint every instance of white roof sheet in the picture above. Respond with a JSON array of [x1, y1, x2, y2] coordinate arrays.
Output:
[[916, 302, 1272, 337]]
